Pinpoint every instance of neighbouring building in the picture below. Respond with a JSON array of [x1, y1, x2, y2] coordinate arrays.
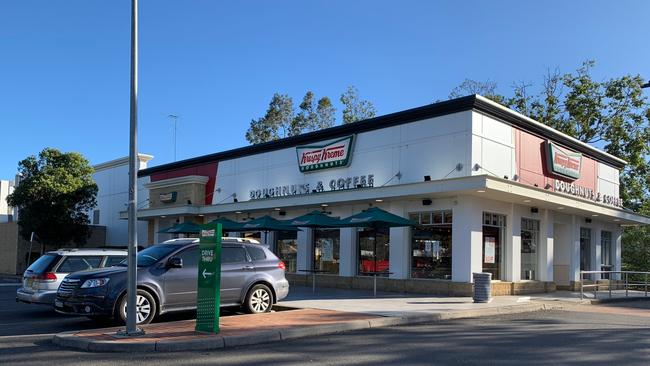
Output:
[[119, 95, 648, 296], [0, 155, 152, 275], [91, 154, 153, 246], [0, 179, 15, 223]]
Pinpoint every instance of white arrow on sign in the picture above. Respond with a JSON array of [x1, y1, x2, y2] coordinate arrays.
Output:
[[202, 268, 214, 279]]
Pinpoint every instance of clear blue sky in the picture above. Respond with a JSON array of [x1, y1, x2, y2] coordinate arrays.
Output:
[[1, 0, 648, 178]]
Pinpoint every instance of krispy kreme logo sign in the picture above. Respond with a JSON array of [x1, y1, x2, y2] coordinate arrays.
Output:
[[296, 135, 354, 173], [546, 142, 582, 180]]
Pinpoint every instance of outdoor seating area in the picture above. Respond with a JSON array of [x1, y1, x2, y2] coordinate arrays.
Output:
[[157, 208, 416, 277]]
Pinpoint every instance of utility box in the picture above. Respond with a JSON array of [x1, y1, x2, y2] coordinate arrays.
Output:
[[473, 272, 492, 303]]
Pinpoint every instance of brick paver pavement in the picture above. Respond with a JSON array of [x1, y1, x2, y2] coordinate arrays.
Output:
[[72, 309, 380, 344]]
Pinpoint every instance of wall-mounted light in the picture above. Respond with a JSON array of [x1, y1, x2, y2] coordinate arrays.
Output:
[[530, 207, 539, 213], [422, 199, 432, 206]]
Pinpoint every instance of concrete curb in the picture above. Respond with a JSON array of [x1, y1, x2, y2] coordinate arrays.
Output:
[[589, 296, 650, 305], [51, 302, 567, 353]]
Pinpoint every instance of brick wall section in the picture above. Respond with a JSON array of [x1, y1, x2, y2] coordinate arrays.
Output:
[[286, 273, 557, 296]]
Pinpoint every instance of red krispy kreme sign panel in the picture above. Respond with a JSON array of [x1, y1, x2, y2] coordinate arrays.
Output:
[[546, 142, 582, 180], [296, 135, 355, 173]]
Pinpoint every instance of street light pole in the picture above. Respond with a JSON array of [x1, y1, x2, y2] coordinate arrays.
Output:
[[168, 114, 178, 161], [124, 0, 143, 336]]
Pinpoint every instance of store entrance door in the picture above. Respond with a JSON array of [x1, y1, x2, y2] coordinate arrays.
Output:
[[482, 212, 506, 280], [580, 228, 592, 271], [482, 227, 501, 280]]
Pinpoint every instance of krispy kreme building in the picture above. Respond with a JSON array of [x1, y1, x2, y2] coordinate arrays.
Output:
[[131, 95, 649, 295]]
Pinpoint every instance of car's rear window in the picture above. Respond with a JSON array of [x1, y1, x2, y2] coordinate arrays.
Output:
[[105, 256, 126, 267], [246, 246, 267, 261], [26, 254, 59, 274], [56, 256, 103, 273], [222, 247, 248, 264], [117, 244, 185, 267]]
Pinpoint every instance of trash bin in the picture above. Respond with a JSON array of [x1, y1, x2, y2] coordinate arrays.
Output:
[[473, 272, 492, 303]]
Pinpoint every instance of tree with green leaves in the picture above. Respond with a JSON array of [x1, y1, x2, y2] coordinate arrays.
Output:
[[340, 86, 377, 124], [246, 90, 348, 144], [245, 93, 294, 144], [291, 91, 317, 136], [448, 79, 506, 104], [315, 96, 336, 130], [6, 148, 98, 251]]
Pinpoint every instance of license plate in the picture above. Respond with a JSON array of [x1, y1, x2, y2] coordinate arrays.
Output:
[[54, 299, 63, 308]]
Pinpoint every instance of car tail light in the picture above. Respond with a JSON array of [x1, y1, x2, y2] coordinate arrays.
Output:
[[34, 272, 57, 282], [278, 261, 286, 270]]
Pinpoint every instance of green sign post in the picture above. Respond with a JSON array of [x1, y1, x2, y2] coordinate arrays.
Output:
[[195, 223, 222, 333]]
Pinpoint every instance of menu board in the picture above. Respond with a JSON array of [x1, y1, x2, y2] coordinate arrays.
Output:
[[320, 239, 334, 262], [484, 237, 496, 264]]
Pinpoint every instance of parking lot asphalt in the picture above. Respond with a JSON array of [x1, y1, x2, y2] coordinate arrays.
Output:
[[3, 305, 650, 365], [0, 282, 239, 338]]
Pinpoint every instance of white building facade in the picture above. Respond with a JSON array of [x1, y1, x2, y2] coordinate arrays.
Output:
[[92, 154, 152, 246], [0, 180, 15, 223], [129, 95, 648, 295]]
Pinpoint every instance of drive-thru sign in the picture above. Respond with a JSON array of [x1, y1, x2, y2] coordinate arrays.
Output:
[[195, 224, 222, 333]]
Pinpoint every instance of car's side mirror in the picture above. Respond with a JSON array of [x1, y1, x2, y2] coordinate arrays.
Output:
[[167, 257, 183, 268]]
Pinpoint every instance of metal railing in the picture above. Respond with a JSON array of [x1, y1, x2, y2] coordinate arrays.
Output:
[[580, 270, 650, 300]]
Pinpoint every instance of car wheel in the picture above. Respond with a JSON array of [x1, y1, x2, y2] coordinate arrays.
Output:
[[244, 284, 274, 314], [116, 289, 157, 325]]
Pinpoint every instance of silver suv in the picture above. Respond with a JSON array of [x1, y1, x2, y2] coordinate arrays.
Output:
[[55, 238, 290, 324], [16, 248, 127, 305]]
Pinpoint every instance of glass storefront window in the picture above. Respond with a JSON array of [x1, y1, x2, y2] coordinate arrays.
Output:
[[521, 218, 540, 280], [410, 210, 453, 280], [601, 231, 612, 272], [276, 231, 297, 273], [358, 227, 390, 276], [421, 212, 432, 225], [314, 229, 340, 274], [580, 227, 591, 271]]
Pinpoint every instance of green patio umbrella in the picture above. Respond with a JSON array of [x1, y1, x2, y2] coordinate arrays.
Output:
[[288, 210, 344, 228], [235, 215, 301, 232], [338, 207, 415, 276], [157, 222, 202, 234], [204, 217, 244, 231], [337, 207, 416, 229]]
